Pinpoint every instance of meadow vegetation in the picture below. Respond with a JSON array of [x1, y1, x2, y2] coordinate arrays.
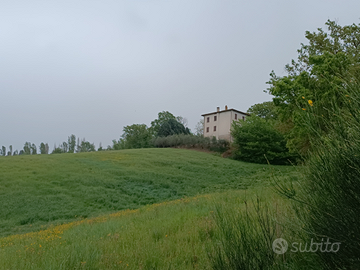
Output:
[[0, 184, 298, 269], [0, 148, 297, 238]]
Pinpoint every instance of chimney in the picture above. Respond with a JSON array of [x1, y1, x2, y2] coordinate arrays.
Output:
[[217, 106, 220, 112], [225, 105, 228, 110]]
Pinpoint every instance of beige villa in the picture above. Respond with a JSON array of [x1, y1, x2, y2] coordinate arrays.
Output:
[[202, 105, 249, 142]]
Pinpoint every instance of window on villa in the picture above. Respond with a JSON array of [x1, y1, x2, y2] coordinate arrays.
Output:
[[235, 114, 237, 120], [206, 127, 209, 133], [242, 116, 245, 121], [214, 126, 216, 131], [214, 115, 217, 121], [207, 117, 210, 123]]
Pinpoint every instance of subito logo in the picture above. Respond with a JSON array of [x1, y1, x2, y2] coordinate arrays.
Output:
[[272, 238, 288, 254]]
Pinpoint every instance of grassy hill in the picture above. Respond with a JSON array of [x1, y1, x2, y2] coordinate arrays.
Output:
[[0, 148, 297, 237], [0, 148, 300, 269]]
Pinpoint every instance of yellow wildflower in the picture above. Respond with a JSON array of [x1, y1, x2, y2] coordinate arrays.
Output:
[[308, 100, 313, 106], [302, 108, 306, 111], [302, 96, 305, 99]]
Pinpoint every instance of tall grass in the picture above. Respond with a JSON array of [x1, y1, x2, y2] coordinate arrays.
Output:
[[209, 198, 279, 269], [1, 190, 297, 270]]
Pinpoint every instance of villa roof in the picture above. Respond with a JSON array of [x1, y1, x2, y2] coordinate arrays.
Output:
[[201, 108, 250, 117]]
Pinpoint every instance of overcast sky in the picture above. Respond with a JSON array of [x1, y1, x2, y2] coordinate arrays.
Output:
[[1, 0, 359, 152]]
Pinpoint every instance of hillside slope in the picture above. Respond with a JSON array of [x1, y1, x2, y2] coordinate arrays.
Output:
[[0, 148, 297, 236]]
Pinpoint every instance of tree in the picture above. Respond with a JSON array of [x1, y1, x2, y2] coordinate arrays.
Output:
[[231, 116, 295, 164], [195, 119, 204, 136], [23, 142, 31, 155], [247, 101, 278, 121], [80, 139, 96, 152], [40, 143, 47, 154], [52, 144, 63, 154], [61, 142, 68, 153], [1, 146, 5, 156], [176, 116, 188, 128], [8, 145, 12, 156], [266, 20, 360, 155], [68, 134, 76, 153], [98, 143, 103, 151], [157, 119, 190, 137], [150, 111, 177, 135], [31, 143, 37, 155], [117, 124, 152, 149]]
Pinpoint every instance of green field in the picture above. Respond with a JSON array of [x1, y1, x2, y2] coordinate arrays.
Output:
[[0, 148, 299, 269]]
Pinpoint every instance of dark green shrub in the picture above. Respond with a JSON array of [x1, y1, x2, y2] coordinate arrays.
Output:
[[231, 116, 295, 164], [153, 134, 229, 153]]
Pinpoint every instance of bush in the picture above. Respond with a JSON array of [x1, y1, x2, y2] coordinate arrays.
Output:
[[231, 116, 295, 165], [275, 79, 360, 269], [153, 134, 229, 153]]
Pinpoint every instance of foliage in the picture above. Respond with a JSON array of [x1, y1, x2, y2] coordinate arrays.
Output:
[[157, 119, 190, 137], [68, 134, 76, 153], [79, 139, 96, 152], [51, 146, 64, 154], [153, 134, 229, 153], [0, 180, 301, 269], [150, 111, 177, 135], [231, 116, 295, 164], [39, 143, 49, 154], [23, 142, 31, 155], [276, 79, 360, 269], [247, 101, 278, 121], [114, 124, 153, 149], [267, 20, 360, 155]]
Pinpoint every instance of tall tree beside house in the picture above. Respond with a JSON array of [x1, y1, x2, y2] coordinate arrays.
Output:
[[266, 20, 360, 155], [157, 119, 190, 137], [247, 101, 278, 121], [150, 111, 190, 136], [150, 111, 177, 135]]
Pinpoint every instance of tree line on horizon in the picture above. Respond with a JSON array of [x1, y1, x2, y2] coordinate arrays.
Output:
[[0, 111, 205, 157]]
